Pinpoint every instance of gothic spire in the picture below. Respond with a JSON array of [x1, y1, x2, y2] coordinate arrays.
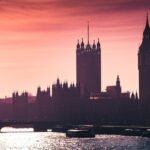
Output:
[[87, 21, 89, 44], [146, 12, 149, 28], [143, 12, 150, 36], [81, 37, 84, 48], [97, 38, 100, 48], [93, 40, 96, 49], [117, 75, 120, 81], [116, 75, 120, 87], [77, 40, 80, 49]]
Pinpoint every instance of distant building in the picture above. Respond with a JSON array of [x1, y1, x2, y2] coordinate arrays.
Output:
[[51, 79, 81, 122], [106, 75, 121, 98], [36, 87, 50, 121], [96, 76, 130, 100], [12, 92, 28, 121], [76, 23, 101, 96], [138, 14, 150, 100], [52, 78, 80, 101]]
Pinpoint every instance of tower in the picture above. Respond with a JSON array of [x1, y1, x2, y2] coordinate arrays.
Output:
[[76, 23, 101, 96], [138, 14, 150, 100], [116, 75, 121, 96]]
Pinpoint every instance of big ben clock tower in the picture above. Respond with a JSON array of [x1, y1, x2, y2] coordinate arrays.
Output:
[[138, 14, 150, 100]]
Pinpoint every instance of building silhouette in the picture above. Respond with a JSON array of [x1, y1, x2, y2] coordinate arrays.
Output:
[[51, 79, 81, 122], [76, 22, 101, 96], [138, 14, 150, 100], [12, 92, 28, 121], [106, 75, 121, 98], [52, 78, 80, 101], [36, 87, 50, 121], [98, 76, 130, 100], [2, 15, 150, 125]]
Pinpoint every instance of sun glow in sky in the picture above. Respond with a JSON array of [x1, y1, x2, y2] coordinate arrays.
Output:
[[0, 0, 149, 98]]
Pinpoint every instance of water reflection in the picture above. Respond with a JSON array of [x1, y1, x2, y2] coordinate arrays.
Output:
[[1, 127, 34, 133], [0, 128, 150, 150]]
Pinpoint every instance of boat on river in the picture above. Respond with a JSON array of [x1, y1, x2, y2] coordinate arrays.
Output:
[[66, 129, 95, 138]]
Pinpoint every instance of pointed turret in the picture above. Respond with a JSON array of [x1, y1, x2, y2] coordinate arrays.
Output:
[[56, 78, 60, 86], [77, 40, 80, 49], [146, 13, 149, 25], [116, 75, 121, 95], [116, 75, 120, 87], [37, 86, 41, 96], [81, 38, 84, 49], [97, 38, 100, 49], [47, 87, 50, 96], [145, 13, 150, 29], [139, 13, 150, 52], [135, 91, 138, 100], [143, 13, 150, 39], [93, 40, 96, 49], [131, 92, 135, 100]]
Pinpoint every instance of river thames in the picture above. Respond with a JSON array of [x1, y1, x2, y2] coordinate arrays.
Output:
[[0, 128, 150, 150]]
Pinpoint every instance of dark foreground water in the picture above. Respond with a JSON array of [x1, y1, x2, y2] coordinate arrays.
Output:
[[0, 128, 150, 150]]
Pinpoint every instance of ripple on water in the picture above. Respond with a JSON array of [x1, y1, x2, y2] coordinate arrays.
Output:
[[0, 128, 150, 150]]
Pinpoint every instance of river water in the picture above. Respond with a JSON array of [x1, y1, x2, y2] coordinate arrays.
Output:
[[0, 128, 150, 150]]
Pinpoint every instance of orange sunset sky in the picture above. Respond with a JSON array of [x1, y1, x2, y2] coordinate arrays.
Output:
[[0, 0, 149, 98]]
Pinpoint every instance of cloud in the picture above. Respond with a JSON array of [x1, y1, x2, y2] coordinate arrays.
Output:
[[0, 0, 149, 14], [0, 0, 149, 33]]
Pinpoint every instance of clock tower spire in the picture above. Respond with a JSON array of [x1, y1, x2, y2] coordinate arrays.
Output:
[[143, 13, 150, 40], [138, 13, 150, 100]]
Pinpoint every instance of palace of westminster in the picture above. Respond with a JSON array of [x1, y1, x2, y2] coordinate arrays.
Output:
[[0, 15, 150, 124]]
